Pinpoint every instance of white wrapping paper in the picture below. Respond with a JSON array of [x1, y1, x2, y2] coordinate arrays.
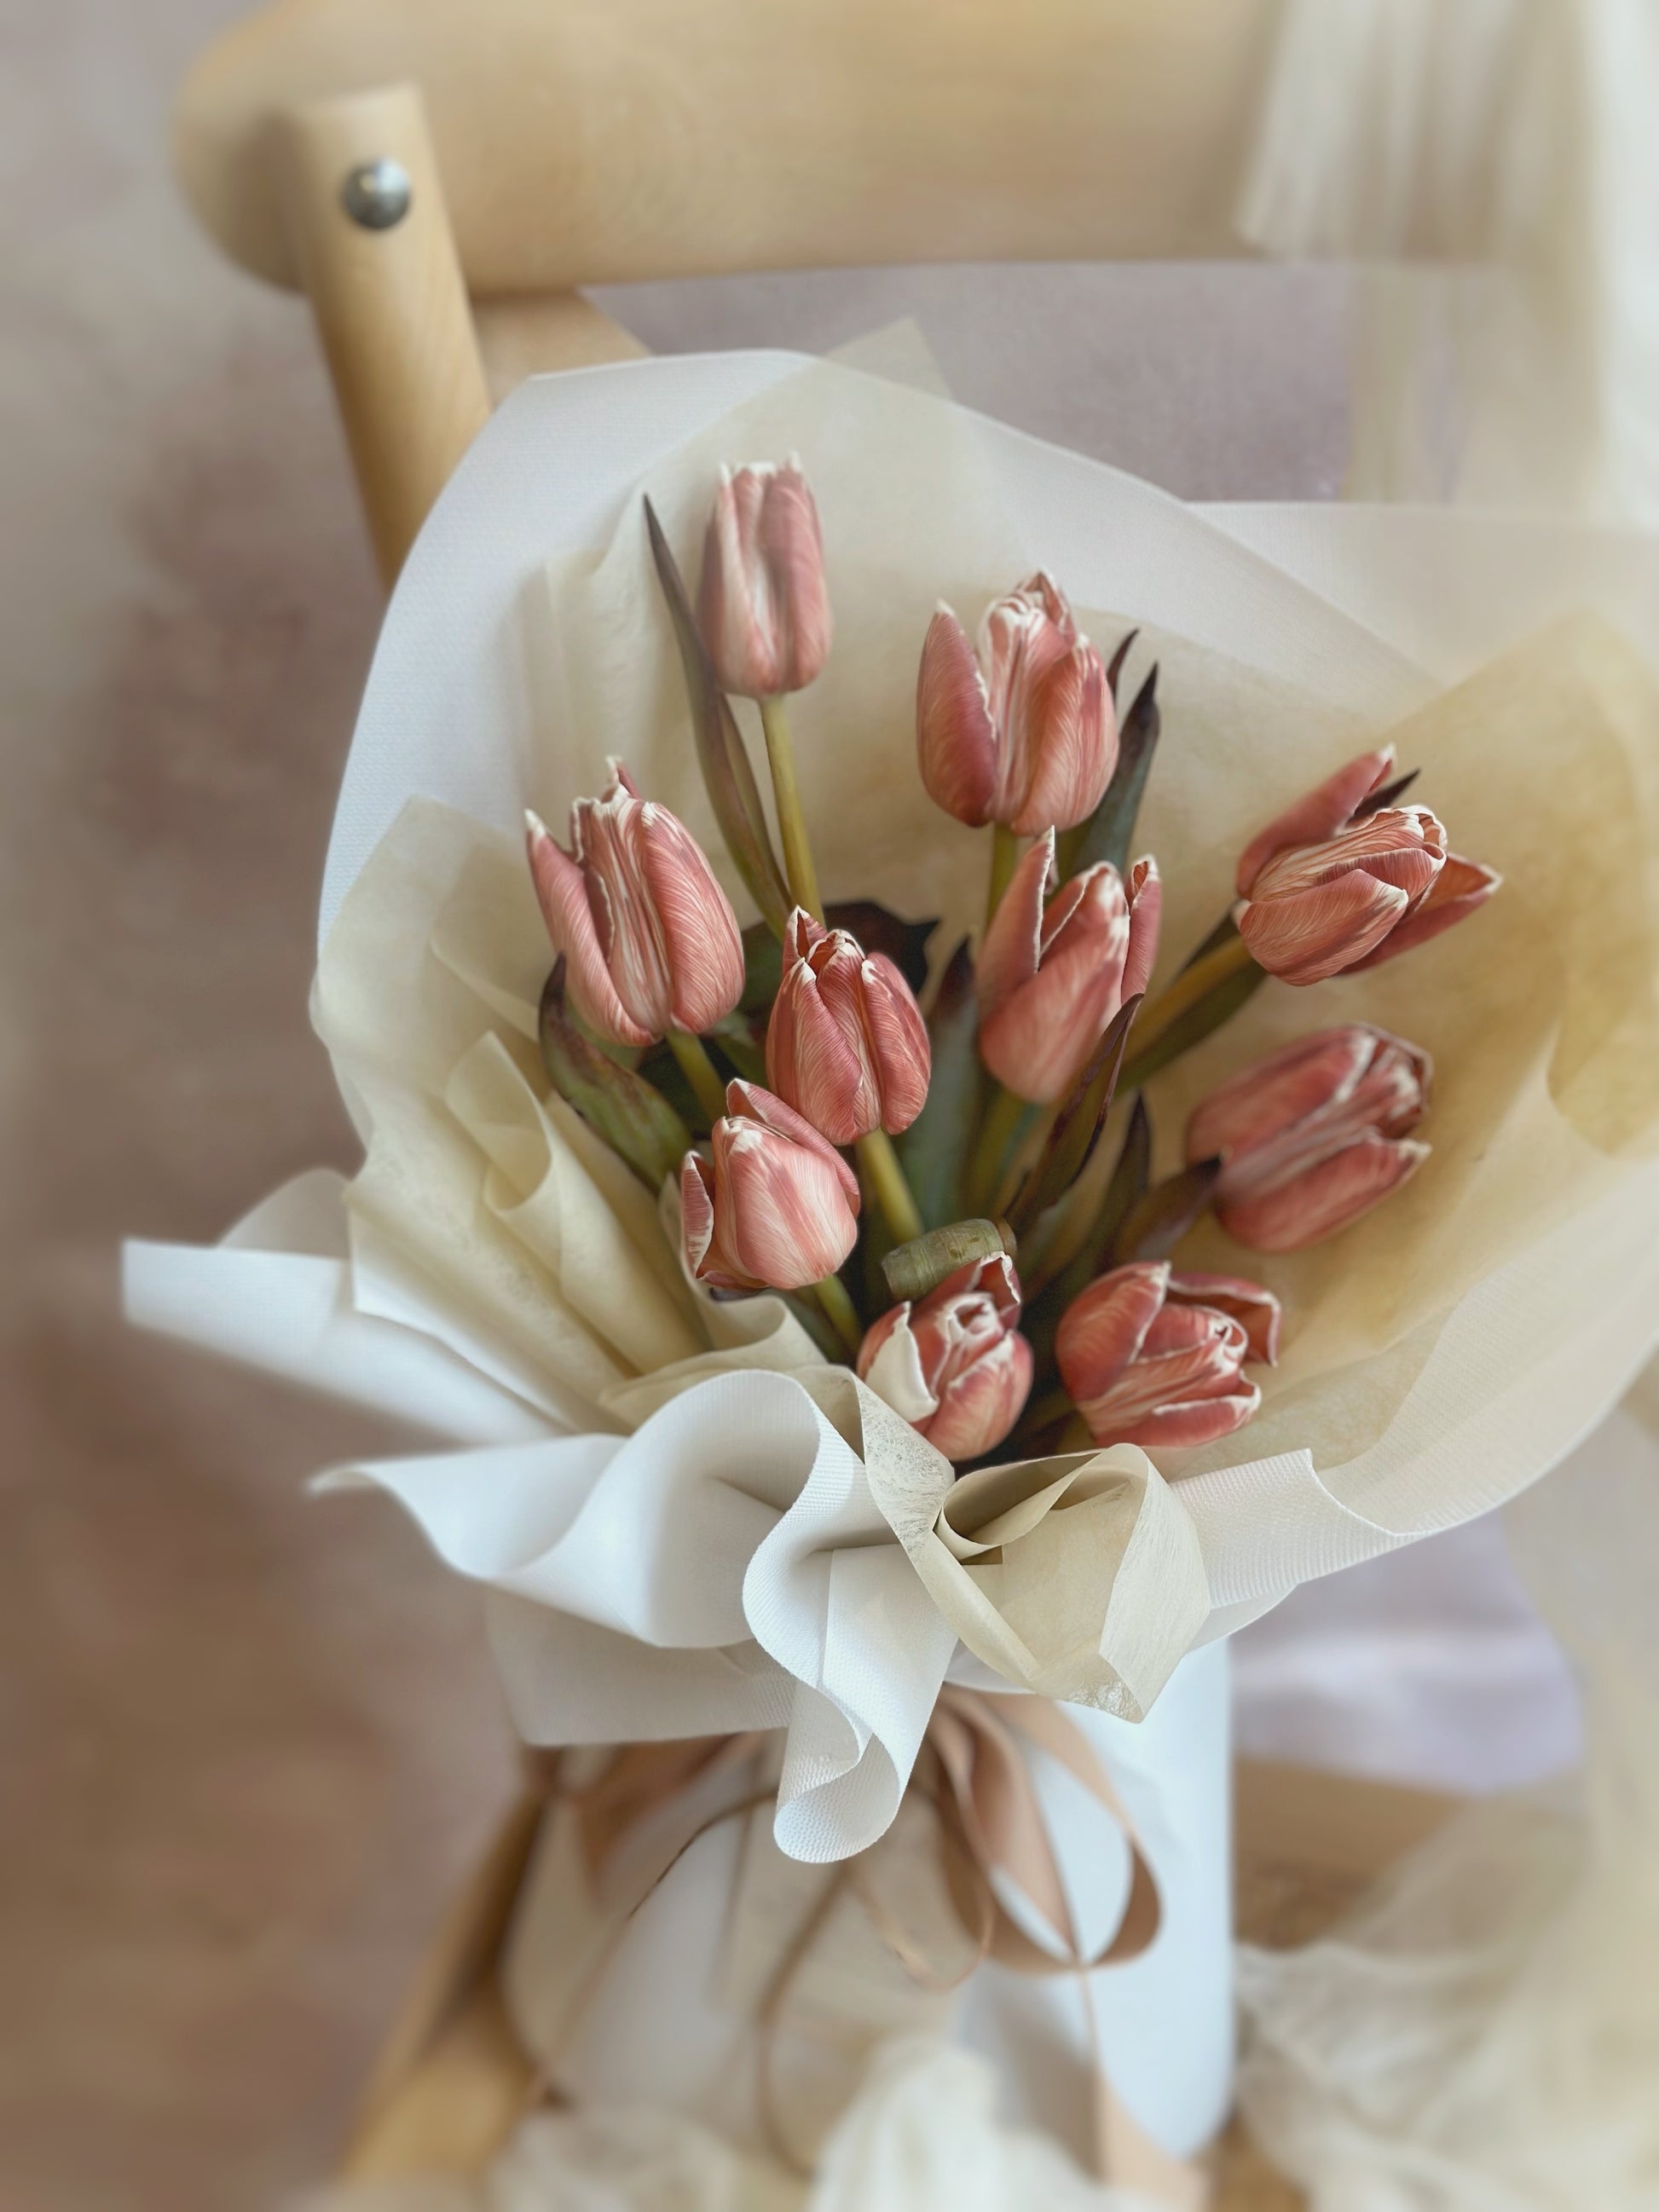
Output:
[[124, 354, 1659, 2182]]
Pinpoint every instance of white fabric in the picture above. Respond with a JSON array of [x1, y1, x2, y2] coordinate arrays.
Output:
[[296, 2040, 1165, 2212], [1235, 1399, 1659, 2208], [1240, 0, 1659, 526]]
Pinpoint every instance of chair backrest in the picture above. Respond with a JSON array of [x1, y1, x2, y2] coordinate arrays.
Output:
[[173, 0, 1281, 577], [178, 0, 1280, 292]]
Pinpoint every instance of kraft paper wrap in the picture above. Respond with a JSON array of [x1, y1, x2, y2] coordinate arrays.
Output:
[[126, 355, 1659, 1868]]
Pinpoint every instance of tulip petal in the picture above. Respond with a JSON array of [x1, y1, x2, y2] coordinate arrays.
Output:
[[719, 1121, 859, 1288], [1238, 868, 1411, 987], [976, 828, 1055, 1019], [1009, 641, 1116, 835], [858, 1306, 939, 1424], [1105, 1386, 1263, 1452], [924, 1330, 1033, 1460], [1235, 747, 1396, 896], [861, 953, 932, 1135], [767, 962, 878, 1146], [637, 803, 747, 1035], [1055, 1261, 1171, 1405], [1121, 857, 1163, 1004], [981, 859, 1131, 1102], [526, 812, 654, 1048], [697, 462, 831, 698], [759, 461, 834, 693], [916, 607, 999, 826], [681, 1151, 748, 1290], [1188, 1027, 1378, 1173], [726, 1080, 862, 1210], [1246, 806, 1443, 903], [1218, 1133, 1429, 1252], [1348, 854, 1502, 971], [1168, 1273, 1282, 1365]]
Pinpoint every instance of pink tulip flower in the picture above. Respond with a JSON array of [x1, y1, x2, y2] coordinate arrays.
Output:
[[977, 830, 1161, 1103], [527, 764, 745, 1048], [680, 1081, 861, 1294], [1234, 747, 1500, 987], [857, 1254, 1033, 1461], [766, 909, 931, 1146], [697, 459, 833, 697], [916, 571, 1117, 835], [1187, 1025, 1431, 1252], [1057, 1260, 1280, 1452]]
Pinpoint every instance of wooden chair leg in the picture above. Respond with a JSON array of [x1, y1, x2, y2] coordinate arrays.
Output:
[[275, 81, 490, 583]]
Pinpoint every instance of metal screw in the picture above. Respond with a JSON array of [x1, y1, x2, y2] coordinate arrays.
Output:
[[340, 159, 412, 230]]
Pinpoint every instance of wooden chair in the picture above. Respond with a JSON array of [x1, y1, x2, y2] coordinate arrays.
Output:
[[173, 0, 1295, 579], [172, 8, 1457, 2200]]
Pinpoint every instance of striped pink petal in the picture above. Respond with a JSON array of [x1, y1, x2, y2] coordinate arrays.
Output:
[[1008, 638, 1117, 835], [980, 858, 1136, 1103], [685, 1082, 861, 1291], [916, 605, 999, 826], [975, 829, 1055, 1019], [1237, 867, 1411, 987], [925, 1330, 1033, 1460], [1217, 1131, 1428, 1252], [697, 459, 832, 698], [766, 911, 930, 1144], [725, 1078, 862, 1209], [1349, 852, 1502, 970], [1235, 747, 1396, 897], [1168, 1273, 1283, 1365], [1113, 1387, 1263, 1452], [1188, 1026, 1431, 1201], [1057, 1260, 1271, 1452], [636, 800, 747, 1035], [1055, 1261, 1171, 1401], [858, 1252, 1030, 1461], [1121, 857, 1163, 1002], [526, 810, 654, 1047]]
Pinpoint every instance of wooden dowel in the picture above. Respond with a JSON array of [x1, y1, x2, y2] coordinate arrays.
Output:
[[275, 82, 490, 583]]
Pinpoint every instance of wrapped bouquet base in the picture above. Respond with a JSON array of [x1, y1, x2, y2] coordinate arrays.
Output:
[[320, 1721, 1460, 2212]]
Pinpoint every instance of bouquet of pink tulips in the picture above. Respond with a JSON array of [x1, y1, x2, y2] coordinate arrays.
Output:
[[126, 354, 1659, 2201], [522, 459, 1500, 1476]]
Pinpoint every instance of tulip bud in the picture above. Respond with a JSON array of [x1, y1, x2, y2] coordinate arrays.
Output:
[[526, 763, 746, 1048], [696, 459, 833, 698], [1186, 1025, 1431, 1252], [766, 908, 931, 1146], [1056, 1260, 1280, 1452], [916, 571, 1117, 835], [977, 830, 1161, 1104], [680, 1080, 860, 1293], [1235, 748, 1500, 987], [858, 1254, 1032, 1461]]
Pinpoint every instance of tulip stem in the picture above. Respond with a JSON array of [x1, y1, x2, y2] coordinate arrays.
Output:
[[966, 1083, 1029, 1216], [1121, 933, 1258, 1078], [758, 696, 824, 923], [667, 1029, 730, 1125], [856, 1128, 925, 1246], [812, 1271, 864, 1357], [986, 823, 1021, 929]]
